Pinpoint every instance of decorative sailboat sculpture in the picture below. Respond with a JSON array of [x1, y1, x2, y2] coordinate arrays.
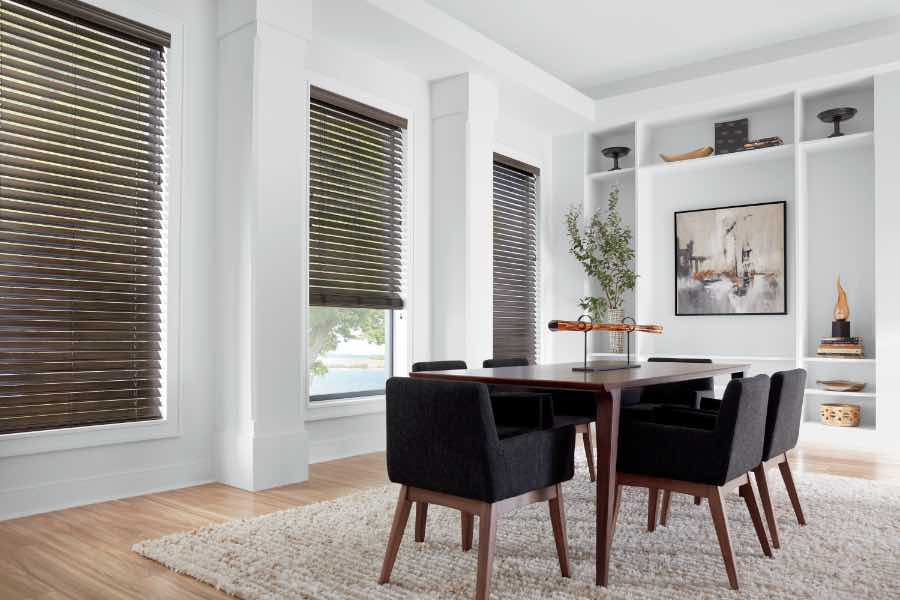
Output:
[[548, 317, 663, 372], [548, 320, 664, 335]]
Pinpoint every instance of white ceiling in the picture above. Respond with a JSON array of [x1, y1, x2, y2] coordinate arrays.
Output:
[[422, 0, 900, 95]]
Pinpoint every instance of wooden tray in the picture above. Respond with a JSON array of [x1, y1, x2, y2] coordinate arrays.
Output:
[[816, 379, 866, 392]]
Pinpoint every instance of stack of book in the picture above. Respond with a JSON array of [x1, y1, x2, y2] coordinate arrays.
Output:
[[817, 337, 864, 358]]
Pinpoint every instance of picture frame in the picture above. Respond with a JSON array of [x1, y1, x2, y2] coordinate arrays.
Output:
[[674, 201, 787, 316]]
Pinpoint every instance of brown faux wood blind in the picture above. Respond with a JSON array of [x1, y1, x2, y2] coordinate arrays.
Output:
[[309, 87, 406, 310], [0, 0, 168, 434], [493, 156, 537, 364]]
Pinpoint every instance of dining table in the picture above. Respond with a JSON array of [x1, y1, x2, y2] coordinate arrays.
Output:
[[409, 359, 750, 587]]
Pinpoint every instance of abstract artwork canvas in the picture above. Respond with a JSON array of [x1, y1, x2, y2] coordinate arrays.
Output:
[[675, 201, 786, 315]]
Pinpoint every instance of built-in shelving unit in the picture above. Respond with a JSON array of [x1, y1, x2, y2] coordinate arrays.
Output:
[[641, 143, 794, 175], [800, 131, 873, 154], [573, 74, 886, 448], [586, 167, 634, 181]]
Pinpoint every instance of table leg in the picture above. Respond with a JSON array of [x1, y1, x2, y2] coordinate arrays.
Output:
[[731, 371, 745, 379], [595, 388, 620, 587]]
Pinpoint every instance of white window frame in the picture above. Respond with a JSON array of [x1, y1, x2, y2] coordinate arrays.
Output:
[[303, 74, 414, 422], [0, 0, 184, 458]]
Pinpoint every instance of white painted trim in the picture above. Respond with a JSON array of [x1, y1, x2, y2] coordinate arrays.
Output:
[[308, 429, 386, 464], [0, 459, 212, 521], [306, 395, 386, 422], [0, 0, 186, 458]]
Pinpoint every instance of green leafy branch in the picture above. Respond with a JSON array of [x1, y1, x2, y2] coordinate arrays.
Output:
[[565, 184, 637, 322]]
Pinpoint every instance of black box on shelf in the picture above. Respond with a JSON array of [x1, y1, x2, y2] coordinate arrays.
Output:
[[714, 118, 748, 155]]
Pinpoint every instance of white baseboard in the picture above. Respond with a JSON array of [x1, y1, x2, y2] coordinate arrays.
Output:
[[0, 459, 214, 521], [309, 429, 385, 464]]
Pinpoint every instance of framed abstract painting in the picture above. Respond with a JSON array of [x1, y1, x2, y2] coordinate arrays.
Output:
[[675, 201, 787, 315]]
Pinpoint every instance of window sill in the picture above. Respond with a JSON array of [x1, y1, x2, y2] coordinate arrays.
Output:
[[0, 417, 180, 459], [305, 394, 386, 422]]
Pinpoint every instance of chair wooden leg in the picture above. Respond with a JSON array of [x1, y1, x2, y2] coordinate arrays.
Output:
[[647, 487, 660, 532], [753, 464, 780, 549], [708, 486, 739, 590], [611, 484, 623, 543], [582, 424, 597, 483], [739, 482, 773, 557], [660, 490, 672, 526], [414, 502, 428, 543], [475, 504, 498, 600], [461, 512, 474, 552], [548, 484, 571, 578], [778, 455, 806, 526], [694, 496, 702, 505], [378, 486, 412, 584]]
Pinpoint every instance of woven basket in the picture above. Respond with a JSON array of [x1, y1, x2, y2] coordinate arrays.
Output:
[[820, 403, 861, 427]]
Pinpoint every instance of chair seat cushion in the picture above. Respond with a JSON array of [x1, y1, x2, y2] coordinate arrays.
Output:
[[553, 413, 593, 427]]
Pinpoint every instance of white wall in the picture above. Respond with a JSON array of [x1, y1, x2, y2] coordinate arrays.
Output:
[[0, 0, 218, 520], [640, 159, 796, 359]]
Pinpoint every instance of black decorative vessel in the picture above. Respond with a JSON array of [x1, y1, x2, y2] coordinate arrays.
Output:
[[817, 107, 857, 138], [601, 146, 630, 171]]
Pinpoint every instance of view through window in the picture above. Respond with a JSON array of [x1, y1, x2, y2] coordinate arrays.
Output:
[[308, 307, 392, 400]]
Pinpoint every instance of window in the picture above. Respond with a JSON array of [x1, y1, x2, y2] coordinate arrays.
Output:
[[492, 154, 538, 364], [0, 0, 171, 434], [307, 87, 406, 401]]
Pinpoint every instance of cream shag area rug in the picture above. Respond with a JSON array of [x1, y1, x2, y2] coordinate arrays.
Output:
[[134, 458, 900, 599]]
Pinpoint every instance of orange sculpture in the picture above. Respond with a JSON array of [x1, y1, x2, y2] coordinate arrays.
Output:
[[833, 278, 850, 321]]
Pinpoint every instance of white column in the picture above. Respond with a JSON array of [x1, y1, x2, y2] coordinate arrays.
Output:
[[430, 73, 499, 366], [874, 70, 900, 445], [215, 0, 311, 490]]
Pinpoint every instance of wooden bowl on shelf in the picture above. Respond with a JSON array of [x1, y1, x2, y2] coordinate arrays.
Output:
[[816, 379, 866, 392], [820, 403, 860, 427]]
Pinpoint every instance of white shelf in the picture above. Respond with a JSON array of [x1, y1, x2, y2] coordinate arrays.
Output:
[[800, 421, 877, 446], [803, 356, 876, 364], [805, 388, 876, 399], [800, 131, 873, 154], [641, 143, 794, 175], [586, 167, 634, 181]]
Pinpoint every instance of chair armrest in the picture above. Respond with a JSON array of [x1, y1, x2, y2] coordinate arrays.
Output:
[[490, 391, 554, 430], [699, 396, 722, 411], [653, 405, 718, 430]]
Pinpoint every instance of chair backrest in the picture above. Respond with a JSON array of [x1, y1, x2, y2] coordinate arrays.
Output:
[[641, 357, 714, 406], [483, 357, 528, 368], [762, 369, 807, 460], [410, 360, 467, 373], [385, 377, 503, 500], [714, 374, 771, 482]]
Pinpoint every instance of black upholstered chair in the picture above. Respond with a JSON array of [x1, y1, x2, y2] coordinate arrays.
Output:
[[654, 369, 808, 549], [379, 377, 575, 600], [483, 357, 597, 482], [614, 375, 774, 590], [413, 360, 553, 436], [642, 357, 715, 407]]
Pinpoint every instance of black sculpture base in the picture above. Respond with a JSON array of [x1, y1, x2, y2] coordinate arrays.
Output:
[[832, 320, 851, 338], [573, 361, 641, 373]]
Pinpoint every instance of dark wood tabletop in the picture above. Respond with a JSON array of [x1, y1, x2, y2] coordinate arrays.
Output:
[[409, 360, 750, 391], [409, 360, 750, 588]]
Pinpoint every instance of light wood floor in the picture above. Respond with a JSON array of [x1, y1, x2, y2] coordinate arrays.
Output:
[[1, 443, 898, 600]]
